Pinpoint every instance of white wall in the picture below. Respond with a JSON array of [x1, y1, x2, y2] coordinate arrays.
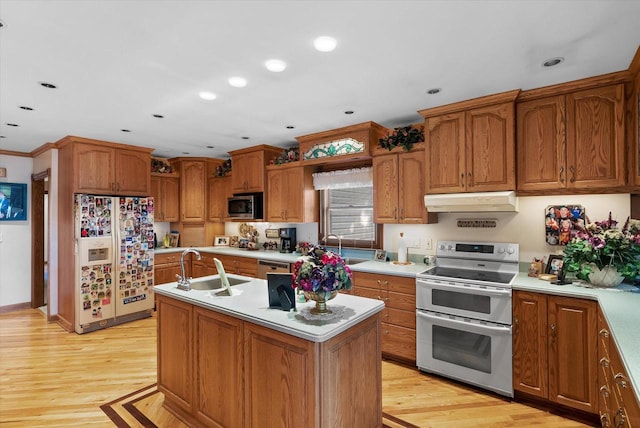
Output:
[[0, 154, 34, 307], [385, 194, 631, 263]]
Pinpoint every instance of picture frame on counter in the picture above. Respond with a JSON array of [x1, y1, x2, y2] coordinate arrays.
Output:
[[238, 238, 250, 249], [169, 232, 179, 248], [229, 236, 239, 247], [374, 249, 387, 262], [214, 236, 230, 246], [545, 254, 564, 276]]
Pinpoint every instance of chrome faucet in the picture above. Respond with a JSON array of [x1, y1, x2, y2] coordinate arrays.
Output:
[[324, 234, 343, 256], [176, 248, 201, 291]]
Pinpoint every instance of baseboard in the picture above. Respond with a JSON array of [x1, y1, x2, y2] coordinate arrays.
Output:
[[0, 301, 31, 314]]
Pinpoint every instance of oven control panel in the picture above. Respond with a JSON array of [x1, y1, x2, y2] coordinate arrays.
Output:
[[436, 240, 519, 262]]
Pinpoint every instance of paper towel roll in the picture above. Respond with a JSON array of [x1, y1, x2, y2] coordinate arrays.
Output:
[[398, 233, 407, 263]]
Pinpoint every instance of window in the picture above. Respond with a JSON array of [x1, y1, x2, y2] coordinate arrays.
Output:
[[320, 186, 382, 249]]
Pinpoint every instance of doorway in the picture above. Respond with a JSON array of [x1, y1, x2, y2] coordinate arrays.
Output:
[[31, 169, 49, 312]]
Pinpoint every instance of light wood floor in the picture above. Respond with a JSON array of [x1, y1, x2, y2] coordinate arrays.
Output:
[[0, 308, 591, 427]]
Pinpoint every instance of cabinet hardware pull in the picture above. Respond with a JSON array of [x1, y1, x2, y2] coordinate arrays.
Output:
[[614, 408, 626, 427], [569, 165, 576, 183], [559, 166, 565, 183], [600, 385, 610, 398], [550, 324, 556, 343], [614, 373, 628, 388], [600, 357, 610, 368], [393, 207, 397, 219], [400, 207, 404, 220], [467, 172, 472, 187], [514, 317, 518, 334], [599, 328, 610, 338], [460, 173, 464, 187], [600, 413, 611, 427]]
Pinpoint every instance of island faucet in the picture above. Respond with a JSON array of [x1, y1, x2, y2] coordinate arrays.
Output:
[[324, 234, 343, 256], [176, 248, 201, 291]]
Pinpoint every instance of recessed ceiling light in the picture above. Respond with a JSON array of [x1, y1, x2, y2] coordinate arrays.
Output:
[[182, 152, 190, 155], [543, 57, 564, 67], [0, 19, 7, 29], [199, 91, 217, 100], [314, 36, 337, 52], [0, 135, 6, 138], [206, 145, 215, 149], [39, 81, 57, 89], [121, 129, 131, 132], [265, 59, 287, 72], [241, 136, 250, 140], [344, 110, 354, 115], [286, 125, 295, 129], [228, 77, 248, 88], [152, 114, 164, 118], [19, 106, 34, 111], [6, 123, 19, 127], [426, 88, 441, 95]]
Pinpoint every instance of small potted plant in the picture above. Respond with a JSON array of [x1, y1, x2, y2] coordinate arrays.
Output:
[[378, 125, 424, 152]]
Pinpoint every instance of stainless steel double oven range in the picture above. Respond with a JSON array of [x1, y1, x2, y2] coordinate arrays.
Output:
[[416, 240, 519, 397]]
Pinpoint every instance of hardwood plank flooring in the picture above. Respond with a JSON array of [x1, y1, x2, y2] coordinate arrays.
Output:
[[0, 309, 591, 427]]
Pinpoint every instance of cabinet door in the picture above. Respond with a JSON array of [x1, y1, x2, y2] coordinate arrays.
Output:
[[208, 176, 231, 222], [150, 177, 163, 220], [398, 151, 426, 223], [548, 296, 598, 413], [465, 102, 515, 191], [281, 167, 304, 221], [425, 112, 466, 193], [162, 177, 180, 222], [232, 151, 264, 193], [156, 295, 193, 413], [373, 154, 398, 223], [266, 168, 286, 221], [567, 84, 626, 189], [516, 96, 567, 192], [180, 160, 206, 222], [193, 307, 244, 428], [75, 143, 115, 193], [513, 291, 548, 399], [115, 149, 150, 194]]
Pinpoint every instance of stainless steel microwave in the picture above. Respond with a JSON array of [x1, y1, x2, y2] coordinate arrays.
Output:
[[227, 193, 263, 219]]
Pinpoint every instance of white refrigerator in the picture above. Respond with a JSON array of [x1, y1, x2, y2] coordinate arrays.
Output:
[[74, 194, 155, 334]]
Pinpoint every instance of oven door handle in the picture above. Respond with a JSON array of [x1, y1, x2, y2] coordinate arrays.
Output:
[[418, 280, 511, 296], [417, 311, 512, 334]]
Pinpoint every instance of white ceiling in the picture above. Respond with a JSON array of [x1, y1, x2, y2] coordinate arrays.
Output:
[[1, 0, 639, 159]]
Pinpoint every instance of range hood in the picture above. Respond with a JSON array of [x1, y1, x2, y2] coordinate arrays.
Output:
[[424, 191, 518, 212]]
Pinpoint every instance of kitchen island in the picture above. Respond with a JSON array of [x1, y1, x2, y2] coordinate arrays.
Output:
[[154, 275, 385, 428]]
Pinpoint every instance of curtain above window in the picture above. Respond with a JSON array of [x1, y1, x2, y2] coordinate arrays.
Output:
[[312, 167, 373, 190]]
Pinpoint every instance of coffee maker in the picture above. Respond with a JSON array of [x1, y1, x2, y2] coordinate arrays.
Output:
[[279, 228, 297, 253]]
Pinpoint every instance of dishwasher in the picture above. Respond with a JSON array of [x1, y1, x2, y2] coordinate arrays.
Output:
[[257, 259, 290, 279]]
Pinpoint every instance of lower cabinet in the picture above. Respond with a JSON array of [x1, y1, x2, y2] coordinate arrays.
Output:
[[155, 252, 183, 285], [156, 294, 382, 428], [597, 308, 640, 427], [513, 291, 598, 414], [351, 271, 416, 363], [209, 253, 258, 277]]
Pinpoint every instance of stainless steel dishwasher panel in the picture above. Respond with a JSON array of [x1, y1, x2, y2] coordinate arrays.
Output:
[[257, 259, 290, 279]]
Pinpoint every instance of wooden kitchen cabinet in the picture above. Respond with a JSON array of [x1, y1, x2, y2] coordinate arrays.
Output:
[[229, 145, 282, 193], [517, 84, 626, 193], [266, 163, 318, 223], [150, 174, 179, 222], [58, 137, 152, 195], [352, 271, 416, 363], [373, 146, 436, 224], [207, 175, 232, 222], [177, 159, 206, 222], [211, 254, 258, 277], [597, 308, 640, 427], [420, 90, 518, 194], [513, 291, 598, 414], [155, 252, 184, 285]]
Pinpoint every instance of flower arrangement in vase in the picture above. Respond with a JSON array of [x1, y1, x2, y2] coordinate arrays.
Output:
[[292, 245, 352, 314], [563, 212, 640, 287], [378, 125, 424, 152]]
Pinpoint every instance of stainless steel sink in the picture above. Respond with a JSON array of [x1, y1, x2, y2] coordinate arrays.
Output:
[[344, 258, 369, 265], [189, 277, 250, 290]]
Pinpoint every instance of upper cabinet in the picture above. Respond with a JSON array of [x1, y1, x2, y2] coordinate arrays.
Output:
[[176, 159, 207, 223], [57, 137, 152, 195], [228, 145, 282, 193], [372, 145, 436, 224], [150, 174, 180, 222], [207, 175, 232, 222], [419, 90, 518, 194], [266, 163, 318, 223], [517, 83, 626, 193]]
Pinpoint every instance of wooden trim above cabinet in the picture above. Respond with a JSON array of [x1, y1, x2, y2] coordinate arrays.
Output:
[[517, 70, 632, 102], [418, 89, 520, 118], [54, 135, 153, 153]]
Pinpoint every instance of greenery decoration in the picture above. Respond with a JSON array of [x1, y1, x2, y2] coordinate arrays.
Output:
[[214, 159, 232, 177], [378, 125, 424, 151]]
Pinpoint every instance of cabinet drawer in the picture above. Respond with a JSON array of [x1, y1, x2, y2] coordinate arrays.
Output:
[[353, 271, 416, 295], [382, 323, 416, 362], [387, 290, 415, 311], [386, 308, 415, 329], [156, 252, 181, 265]]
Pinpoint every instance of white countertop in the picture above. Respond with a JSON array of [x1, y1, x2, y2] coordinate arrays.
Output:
[[154, 274, 385, 343], [512, 273, 640, 404]]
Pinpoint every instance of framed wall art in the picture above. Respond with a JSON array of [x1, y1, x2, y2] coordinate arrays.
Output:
[[545, 205, 585, 246], [0, 182, 27, 221]]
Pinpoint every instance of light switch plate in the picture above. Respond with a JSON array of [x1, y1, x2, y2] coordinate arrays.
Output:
[[0, 167, 6, 178]]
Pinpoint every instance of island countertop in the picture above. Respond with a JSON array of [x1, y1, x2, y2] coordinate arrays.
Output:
[[154, 275, 385, 343]]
